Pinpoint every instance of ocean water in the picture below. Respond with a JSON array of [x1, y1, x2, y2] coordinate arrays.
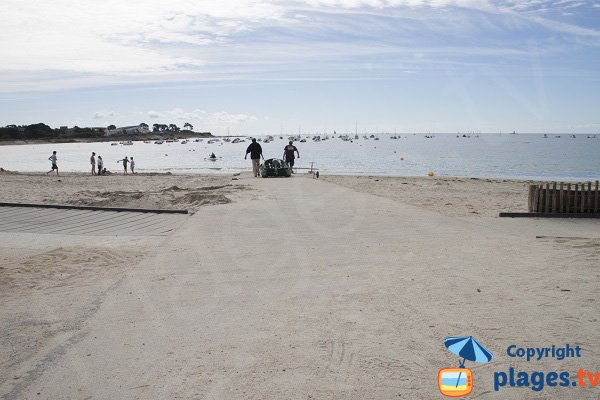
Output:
[[0, 134, 598, 180]]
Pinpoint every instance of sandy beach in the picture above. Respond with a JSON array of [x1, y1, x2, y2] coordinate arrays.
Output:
[[0, 171, 598, 399]]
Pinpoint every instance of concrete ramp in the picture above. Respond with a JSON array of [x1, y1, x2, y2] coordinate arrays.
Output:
[[0, 205, 187, 236]]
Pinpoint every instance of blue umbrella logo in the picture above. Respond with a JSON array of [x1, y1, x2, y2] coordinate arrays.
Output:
[[443, 336, 493, 391]]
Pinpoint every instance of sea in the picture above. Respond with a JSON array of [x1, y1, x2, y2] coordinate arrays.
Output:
[[0, 133, 598, 181]]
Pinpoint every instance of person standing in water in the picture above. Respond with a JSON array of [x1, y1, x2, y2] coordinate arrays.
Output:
[[245, 138, 264, 177], [117, 156, 129, 174], [90, 152, 96, 175], [46, 151, 59, 175], [283, 141, 300, 173]]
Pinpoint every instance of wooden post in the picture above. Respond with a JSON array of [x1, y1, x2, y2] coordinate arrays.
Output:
[[594, 181, 598, 213], [559, 182, 564, 213], [552, 182, 557, 212], [566, 183, 571, 213], [537, 184, 543, 212], [528, 185, 534, 212], [579, 183, 585, 214], [574, 184, 579, 213], [587, 182, 592, 213], [545, 183, 550, 213]]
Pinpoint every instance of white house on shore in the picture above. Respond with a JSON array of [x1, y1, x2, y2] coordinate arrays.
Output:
[[107, 124, 149, 136]]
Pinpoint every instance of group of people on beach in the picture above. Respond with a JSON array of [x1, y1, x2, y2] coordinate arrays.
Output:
[[244, 139, 300, 177], [46, 140, 298, 177], [46, 151, 135, 176], [92, 153, 135, 175]]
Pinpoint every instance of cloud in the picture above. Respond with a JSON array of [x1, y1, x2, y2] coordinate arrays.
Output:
[[145, 108, 259, 127], [148, 111, 165, 119], [93, 111, 115, 119], [1, 0, 599, 92]]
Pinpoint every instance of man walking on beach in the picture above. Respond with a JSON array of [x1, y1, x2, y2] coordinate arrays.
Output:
[[283, 141, 300, 173], [245, 138, 264, 177], [46, 151, 58, 175], [90, 152, 96, 175], [118, 156, 129, 174]]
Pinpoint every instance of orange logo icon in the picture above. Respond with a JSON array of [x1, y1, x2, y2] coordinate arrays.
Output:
[[438, 368, 473, 397]]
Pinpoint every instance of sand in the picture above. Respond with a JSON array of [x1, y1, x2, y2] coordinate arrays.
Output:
[[0, 172, 598, 399], [321, 175, 538, 218], [0, 171, 250, 213]]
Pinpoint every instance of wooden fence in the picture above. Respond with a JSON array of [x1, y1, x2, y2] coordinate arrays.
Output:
[[528, 181, 599, 213]]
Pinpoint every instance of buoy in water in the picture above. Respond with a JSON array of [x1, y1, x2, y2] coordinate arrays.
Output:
[[400, 157, 404, 160], [428, 171, 434, 176]]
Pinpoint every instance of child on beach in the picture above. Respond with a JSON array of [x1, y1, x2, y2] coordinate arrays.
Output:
[[46, 151, 58, 175], [130, 157, 135, 174], [117, 157, 129, 174]]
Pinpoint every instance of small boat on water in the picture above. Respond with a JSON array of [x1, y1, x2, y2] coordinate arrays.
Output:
[[122, 140, 133, 145], [111, 142, 118, 146], [154, 140, 164, 144], [194, 138, 203, 142], [181, 140, 188, 144]]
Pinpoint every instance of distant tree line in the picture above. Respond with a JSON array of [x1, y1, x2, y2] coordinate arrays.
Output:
[[0, 122, 207, 141], [0, 123, 107, 140], [152, 122, 194, 132]]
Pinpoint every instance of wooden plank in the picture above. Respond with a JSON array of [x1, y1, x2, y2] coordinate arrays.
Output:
[[499, 212, 600, 219], [535, 185, 542, 212], [594, 181, 598, 213], [552, 182, 557, 212], [574, 184, 579, 213], [587, 182, 592, 213], [566, 183, 571, 213], [0, 201, 188, 214], [545, 183, 550, 213], [528, 185, 535, 212], [579, 183, 585, 213], [559, 182, 564, 213]]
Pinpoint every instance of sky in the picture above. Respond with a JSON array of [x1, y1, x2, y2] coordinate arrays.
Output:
[[1, 0, 599, 135]]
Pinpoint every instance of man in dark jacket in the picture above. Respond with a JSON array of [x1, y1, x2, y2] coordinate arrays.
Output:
[[283, 141, 299, 173], [245, 138, 264, 177]]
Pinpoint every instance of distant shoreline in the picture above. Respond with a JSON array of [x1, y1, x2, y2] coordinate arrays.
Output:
[[0, 131, 213, 146]]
